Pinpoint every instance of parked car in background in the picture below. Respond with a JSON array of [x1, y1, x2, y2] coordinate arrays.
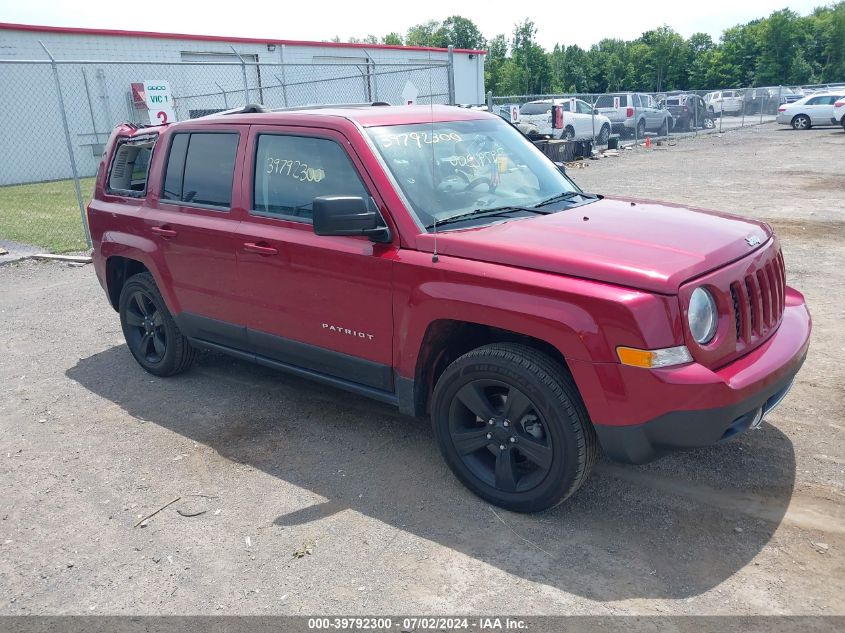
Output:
[[660, 94, 715, 131], [779, 87, 804, 104], [519, 99, 612, 143], [777, 92, 845, 129], [832, 97, 845, 130], [594, 93, 672, 138], [703, 90, 743, 116]]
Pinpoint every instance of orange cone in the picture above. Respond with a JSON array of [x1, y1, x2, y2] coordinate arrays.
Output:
[[644, 136, 652, 149]]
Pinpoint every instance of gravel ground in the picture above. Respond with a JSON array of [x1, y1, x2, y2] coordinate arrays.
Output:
[[0, 123, 843, 617]]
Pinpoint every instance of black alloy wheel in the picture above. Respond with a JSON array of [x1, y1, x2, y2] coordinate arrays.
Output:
[[432, 343, 598, 512], [118, 272, 195, 376], [448, 378, 554, 494], [124, 290, 167, 365]]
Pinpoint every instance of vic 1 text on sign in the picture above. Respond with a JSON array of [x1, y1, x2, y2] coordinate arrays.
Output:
[[143, 80, 177, 125]]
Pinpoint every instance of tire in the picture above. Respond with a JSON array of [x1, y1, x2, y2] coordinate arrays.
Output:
[[597, 124, 610, 145], [636, 119, 646, 139], [431, 343, 598, 512], [563, 126, 575, 141], [791, 114, 811, 130], [118, 272, 196, 377], [703, 116, 715, 129]]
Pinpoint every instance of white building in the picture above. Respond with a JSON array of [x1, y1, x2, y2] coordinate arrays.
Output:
[[0, 23, 486, 184]]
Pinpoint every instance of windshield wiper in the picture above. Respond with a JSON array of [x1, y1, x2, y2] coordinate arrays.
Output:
[[534, 191, 598, 207], [426, 205, 550, 230]]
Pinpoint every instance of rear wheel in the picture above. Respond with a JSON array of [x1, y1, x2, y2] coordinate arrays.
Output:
[[791, 114, 811, 130], [431, 343, 598, 512], [119, 272, 195, 377], [703, 116, 716, 129]]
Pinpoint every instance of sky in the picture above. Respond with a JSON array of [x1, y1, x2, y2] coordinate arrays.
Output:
[[0, 0, 827, 50]]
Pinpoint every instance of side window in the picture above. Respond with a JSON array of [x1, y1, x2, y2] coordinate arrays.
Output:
[[107, 136, 156, 197], [805, 96, 821, 105], [576, 100, 592, 114], [161, 132, 238, 209], [253, 135, 369, 222]]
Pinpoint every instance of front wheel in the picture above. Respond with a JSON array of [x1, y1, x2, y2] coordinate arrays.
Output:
[[636, 119, 646, 139], [119, 272, 196, 377], [703, 116, 715, 129], [431, 343, 598, 512]]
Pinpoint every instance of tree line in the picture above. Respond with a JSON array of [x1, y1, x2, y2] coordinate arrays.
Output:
[[338, 4, 845, 95]]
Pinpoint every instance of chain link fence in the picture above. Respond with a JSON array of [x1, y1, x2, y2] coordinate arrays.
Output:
[[0, 51, 452, 257], [490, 83, 845, 148]]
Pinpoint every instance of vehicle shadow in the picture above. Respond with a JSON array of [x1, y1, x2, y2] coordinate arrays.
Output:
[[66, 346, 797, 601]]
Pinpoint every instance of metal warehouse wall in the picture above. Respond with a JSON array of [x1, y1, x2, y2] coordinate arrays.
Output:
[[0, 27, 486, 185]]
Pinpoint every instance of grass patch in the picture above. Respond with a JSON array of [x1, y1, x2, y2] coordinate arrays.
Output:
[[0, 178, 95, 253]]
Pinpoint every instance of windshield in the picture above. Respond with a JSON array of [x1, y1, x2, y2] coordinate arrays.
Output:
[[366, 117, 580, 231]]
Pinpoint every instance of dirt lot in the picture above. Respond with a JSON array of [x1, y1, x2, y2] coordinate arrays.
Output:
[[1, 123, 843, 617]]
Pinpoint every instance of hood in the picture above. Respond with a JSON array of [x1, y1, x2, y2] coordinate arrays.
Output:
[[415, 197, 772, 294]]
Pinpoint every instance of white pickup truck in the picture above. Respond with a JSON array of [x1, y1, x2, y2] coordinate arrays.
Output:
[[518, 99, 612, 144], [703, 90, 743, 116]]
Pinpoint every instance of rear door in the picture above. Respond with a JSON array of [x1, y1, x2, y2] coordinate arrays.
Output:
[[146, 125, 248, 348], [809, 95, 842, 124], [234, 125, 397, 392]]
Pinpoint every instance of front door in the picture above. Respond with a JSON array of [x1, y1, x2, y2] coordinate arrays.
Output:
[[235, 125, 397, 392]]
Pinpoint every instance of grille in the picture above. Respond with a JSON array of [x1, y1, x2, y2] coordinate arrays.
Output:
[[730, 250, 786, 346]]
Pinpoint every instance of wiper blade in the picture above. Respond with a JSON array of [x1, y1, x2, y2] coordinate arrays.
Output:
[[534, 191, 598, 207], [426, 205, 550, 230]]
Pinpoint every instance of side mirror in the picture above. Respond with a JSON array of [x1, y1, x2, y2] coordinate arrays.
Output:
[[312, 196, 391, 243]]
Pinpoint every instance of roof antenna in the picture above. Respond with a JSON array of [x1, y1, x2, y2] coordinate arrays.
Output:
[[432, 217, 439, 263]]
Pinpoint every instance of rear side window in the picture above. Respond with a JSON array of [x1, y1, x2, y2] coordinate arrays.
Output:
[[520, 103, 549, 115], [253, 135, 369, 222], [107, 136, 156, 197], [162, 132, 238, 209], [595, 95, 627, 108]]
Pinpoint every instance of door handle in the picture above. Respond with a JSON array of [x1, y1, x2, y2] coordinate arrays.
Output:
[[243, 241, 278, 256], [151, 225, 178, 238]]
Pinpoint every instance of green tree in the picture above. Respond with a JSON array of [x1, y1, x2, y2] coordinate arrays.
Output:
[[639, 26, 688, 91], [510, 19, 550, 94], [485, 34, 508, 94], [382, 32, 404, 46], [406, 20, 447, 48], [441, 16, 485, 50], [756, 9, 801, 85], [687, 33, 715, 89]]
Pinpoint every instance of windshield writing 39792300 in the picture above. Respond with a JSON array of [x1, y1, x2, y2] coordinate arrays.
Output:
[[378, 131, 463, 149], [265, 157, 325, 183]]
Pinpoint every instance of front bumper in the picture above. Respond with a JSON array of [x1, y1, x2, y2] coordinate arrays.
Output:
[[588, 292, 811, 464]]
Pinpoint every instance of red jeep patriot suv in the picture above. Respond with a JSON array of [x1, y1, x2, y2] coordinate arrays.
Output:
[[88, 104, 811, 512]]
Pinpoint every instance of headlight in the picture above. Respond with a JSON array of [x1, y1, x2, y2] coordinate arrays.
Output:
[[688, 287, 718, 344]]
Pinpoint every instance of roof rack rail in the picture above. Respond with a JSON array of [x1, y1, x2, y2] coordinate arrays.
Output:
[[198, 104, 270, 118], [270, 102, 393, 112]]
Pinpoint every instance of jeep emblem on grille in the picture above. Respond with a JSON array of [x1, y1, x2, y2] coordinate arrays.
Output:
[[745, 235, 761, 246]]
